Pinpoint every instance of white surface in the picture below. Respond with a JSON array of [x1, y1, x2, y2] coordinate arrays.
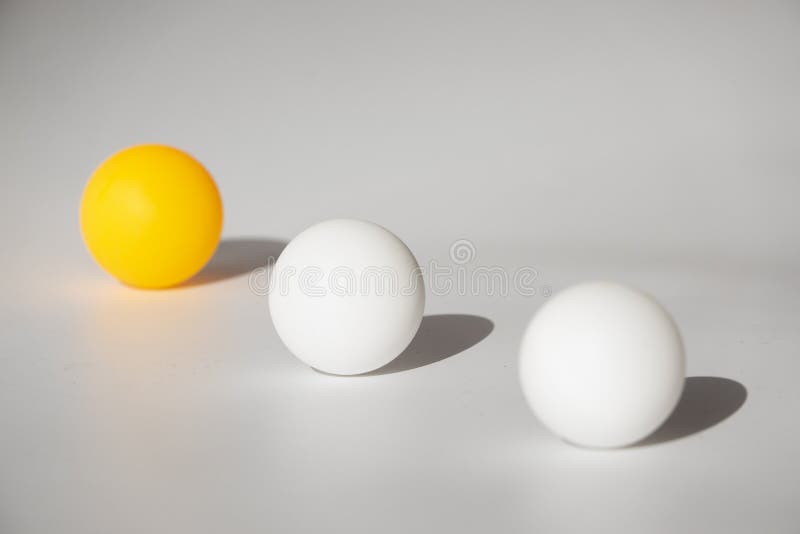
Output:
[[1, 1, 799, 533], [519, 281, 685, 448], [269, 219, 424, 375]]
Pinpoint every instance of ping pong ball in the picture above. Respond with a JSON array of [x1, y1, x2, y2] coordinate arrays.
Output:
[[519, 282, 685, 448], [269, 219, 425, 375], [80, 145, 223, 288]]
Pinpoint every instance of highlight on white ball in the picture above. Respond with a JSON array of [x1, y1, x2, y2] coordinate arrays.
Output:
[[519, 281, 685, 448], [268, 219, 425, 375]]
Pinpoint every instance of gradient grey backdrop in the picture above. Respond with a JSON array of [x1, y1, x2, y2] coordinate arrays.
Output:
[[1, 1, 798, 533]]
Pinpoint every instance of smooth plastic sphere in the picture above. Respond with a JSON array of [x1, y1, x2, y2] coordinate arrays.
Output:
[[269, 219, 425, 375], [519, 281, 685, 448], [80, 145, 223, 288]]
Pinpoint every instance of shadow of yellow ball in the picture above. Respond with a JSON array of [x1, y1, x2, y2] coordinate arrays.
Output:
[[80, 145, 223, 289]]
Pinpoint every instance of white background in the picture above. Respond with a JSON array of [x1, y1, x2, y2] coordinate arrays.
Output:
[[1, 1, 798, 532]]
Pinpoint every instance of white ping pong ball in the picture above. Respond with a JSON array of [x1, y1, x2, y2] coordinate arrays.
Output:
[[519, 281, 685, 448], [268, 219, 425, 375]]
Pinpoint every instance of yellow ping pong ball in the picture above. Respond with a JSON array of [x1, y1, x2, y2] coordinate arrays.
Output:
[[80, 144, 223, 288]]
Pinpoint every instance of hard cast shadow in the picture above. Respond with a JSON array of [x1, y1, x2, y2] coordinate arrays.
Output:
[[181, 238, 287, 287], [367, 314, 494, 375], [636, 376, 747, 446]]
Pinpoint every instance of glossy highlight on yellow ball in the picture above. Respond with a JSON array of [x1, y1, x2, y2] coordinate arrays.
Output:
[[80, 144, 223, 289]]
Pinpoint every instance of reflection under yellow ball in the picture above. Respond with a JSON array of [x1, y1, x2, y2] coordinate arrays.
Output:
[[80, 144, 223, 288]]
